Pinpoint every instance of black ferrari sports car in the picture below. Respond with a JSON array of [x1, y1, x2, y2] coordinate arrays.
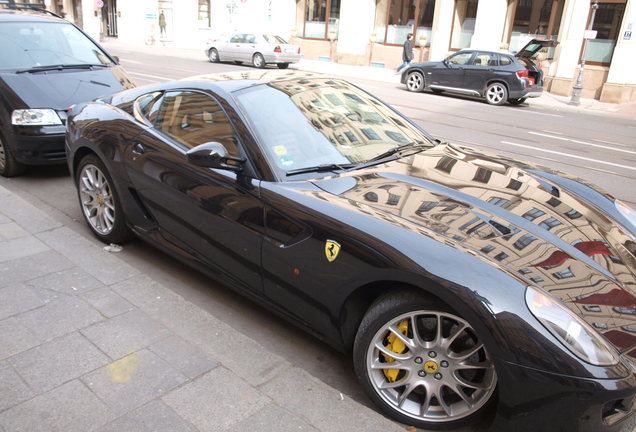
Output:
[[65, 71, 636, 432]]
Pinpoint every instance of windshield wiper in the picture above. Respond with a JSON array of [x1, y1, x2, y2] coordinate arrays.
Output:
[[286, 163, 357, 177], [16, 64, 108, 74], [366, 142, 428, 163]]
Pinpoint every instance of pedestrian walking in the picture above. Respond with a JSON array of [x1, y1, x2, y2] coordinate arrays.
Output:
[[396, 33, 414, 74], [159, 10, 167, 38]]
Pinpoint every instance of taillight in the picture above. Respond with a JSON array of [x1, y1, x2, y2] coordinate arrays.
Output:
[[516, 70, 529, 79], [274, 45, 282, 53]]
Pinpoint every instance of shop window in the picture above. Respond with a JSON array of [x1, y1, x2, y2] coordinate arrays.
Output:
[[505, 0, 564, 57], [451, 0, 478, 50], [198, 0, 211, 27], [374, 0, 436, 45], [586, 2, 626, 64], [304, 0, 340, 39]]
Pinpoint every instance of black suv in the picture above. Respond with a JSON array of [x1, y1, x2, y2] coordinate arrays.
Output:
[[401, 39, 558, 106], [0, 3, 135, 177]]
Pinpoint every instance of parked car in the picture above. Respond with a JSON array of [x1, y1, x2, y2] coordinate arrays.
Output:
[[66, 71, 635, 432], [402, 39, 558, 106], [205, 33, 301, 69], [0, 3, 135, 177]]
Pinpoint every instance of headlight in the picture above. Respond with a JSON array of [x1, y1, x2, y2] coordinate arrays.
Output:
[[615, 199, 636, 230], [526, 286, 620, 366], [12, 109, 62, 126]]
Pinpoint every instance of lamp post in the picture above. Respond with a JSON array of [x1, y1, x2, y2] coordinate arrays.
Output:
[[568, 0, 599, 106]]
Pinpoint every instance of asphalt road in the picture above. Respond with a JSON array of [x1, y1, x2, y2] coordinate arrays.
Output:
[[1, 45, 635, 429]]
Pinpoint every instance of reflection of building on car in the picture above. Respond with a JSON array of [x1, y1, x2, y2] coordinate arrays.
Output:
[[66, 70, 636, 432], [205, 33, 301, 69], [401, 39, 557, 106], [0, 3, 135, 177]]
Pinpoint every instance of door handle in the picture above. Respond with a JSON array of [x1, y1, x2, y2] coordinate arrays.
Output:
[[132, 142, 147, 155]]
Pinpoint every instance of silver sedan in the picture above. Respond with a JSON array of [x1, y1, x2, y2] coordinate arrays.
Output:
[[205, 33, 301, 69]]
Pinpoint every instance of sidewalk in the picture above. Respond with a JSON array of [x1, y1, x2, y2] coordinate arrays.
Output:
[[102, 38, 636, 119], [0, 183, 405, 432]]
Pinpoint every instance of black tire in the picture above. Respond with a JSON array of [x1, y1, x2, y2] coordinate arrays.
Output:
[[252, 53, 266, 68], [406, 71, 425, 92], [208, 48, 220, 63], [353, 291, 497, 430], [508, 97, 527, 106], [0, 133, 26, 177], [485, 83, 508, 105], [277, 63, 290, 69], [234, 60, 243, 65], [76, 154, 134, 244]]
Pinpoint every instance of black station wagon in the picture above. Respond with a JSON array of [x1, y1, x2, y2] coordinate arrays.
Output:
[[401, 39, 558, 106]]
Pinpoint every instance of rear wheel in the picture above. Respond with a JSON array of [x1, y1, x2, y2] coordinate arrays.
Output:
[[76, 154, 133, 244], [208, 48, 219, 63], [277, 63, 289, 69], [508, 97, 527, 105], [353, 291, 497, 430], [406, 71, 424, 92], [252, 53, 266, 68], [485, 83, 508, 105], [0, 134, 26, 178]]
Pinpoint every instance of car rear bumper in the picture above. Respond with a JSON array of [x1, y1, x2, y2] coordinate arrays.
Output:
[[492, 359, 636, 432], [509, 87, 544, 99], [263, 53, 302, 64], [3, 126, 67, 165]]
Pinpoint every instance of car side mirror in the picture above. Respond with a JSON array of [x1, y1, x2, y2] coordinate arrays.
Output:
[[112, 55, 120, 64], [443, 59, 449, 67], [186, 142, 245, 172]]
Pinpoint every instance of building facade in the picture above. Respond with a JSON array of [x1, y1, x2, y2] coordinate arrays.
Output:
[[40, 0, 636, 103]]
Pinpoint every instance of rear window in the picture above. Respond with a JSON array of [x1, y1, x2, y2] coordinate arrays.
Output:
[[0, 21, 113, 71], [499, 55, 513, 66], [263, 34, 287, 44]]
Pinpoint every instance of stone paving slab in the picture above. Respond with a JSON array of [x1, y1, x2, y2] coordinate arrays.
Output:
[[0, 183, 406, 432]]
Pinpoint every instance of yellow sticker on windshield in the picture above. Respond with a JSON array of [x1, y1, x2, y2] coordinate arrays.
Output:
[[274, 145, 287, 155]]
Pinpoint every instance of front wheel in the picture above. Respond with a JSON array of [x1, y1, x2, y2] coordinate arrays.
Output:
[[485, 83, 508, 105], [76, 154, 133, 244], [353, 291, 497, 430], [0, 135, 26, 177], [406, 71, 424, 92], [508, 97, 527, 106], [252, 53, 266, 68]]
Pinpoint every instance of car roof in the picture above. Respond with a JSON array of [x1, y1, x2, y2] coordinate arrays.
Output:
[[0, 8, 64, 22], [179, 70, 332, 92]]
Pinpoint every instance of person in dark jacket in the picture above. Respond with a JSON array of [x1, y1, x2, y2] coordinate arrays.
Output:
[[396, 33, 414, 73]]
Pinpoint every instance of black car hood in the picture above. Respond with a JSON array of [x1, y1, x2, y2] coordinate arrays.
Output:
[[0, 65, 135, 111], [311, 144, 636, 359]]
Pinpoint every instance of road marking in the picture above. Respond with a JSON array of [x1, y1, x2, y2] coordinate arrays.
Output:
[[501, 141, 636, 171], [520, 110, 563, 117], [129, 71, 172, 81], [528, 131, 636, 155]]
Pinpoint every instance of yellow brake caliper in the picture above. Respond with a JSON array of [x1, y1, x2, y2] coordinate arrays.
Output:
[[382, 319, 409, 382]]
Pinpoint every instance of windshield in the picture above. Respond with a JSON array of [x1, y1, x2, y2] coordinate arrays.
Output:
[[0, 21, 113, 71], [263, 34, 287, 44], [235, 77, 433, 177]]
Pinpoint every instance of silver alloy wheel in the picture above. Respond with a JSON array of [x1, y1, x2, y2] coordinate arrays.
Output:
[[253, 53, 265, 68], [0, 138, 5, 172], [406, 72, 423, 92], [79, 164, 116, 235], [208, 48, 219, 62], [486, 84, 506, 104], [365, 310, 497, 423]]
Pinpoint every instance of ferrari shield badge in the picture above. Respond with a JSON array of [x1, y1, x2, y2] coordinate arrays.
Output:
[[325, 240, 341, 262]]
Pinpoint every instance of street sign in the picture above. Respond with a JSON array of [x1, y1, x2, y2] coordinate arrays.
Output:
[[625, 30, 632, 41]]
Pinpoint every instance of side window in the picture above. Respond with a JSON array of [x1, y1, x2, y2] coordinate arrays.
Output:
[[499, 55, 513, 66], [154, 91, 237, 155], [245, 34, 256, 44], [471, 53, 496, 67], [448, 52, 473, 65], [133, 91, 164, 125], [230, 34, 243, 43]]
